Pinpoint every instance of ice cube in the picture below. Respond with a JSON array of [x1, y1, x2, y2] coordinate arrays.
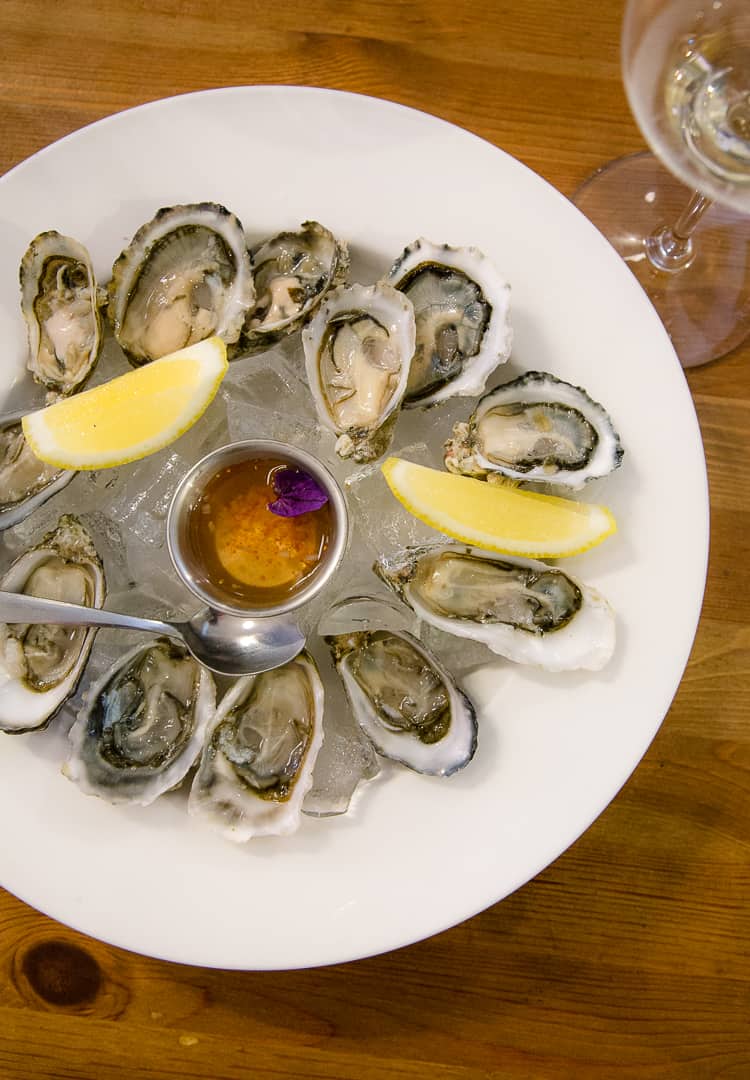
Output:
[[104, 449, 187, 547], [346, 441, 444, 562], [224, 336, 315, 418], [85, 331, 131, 389]]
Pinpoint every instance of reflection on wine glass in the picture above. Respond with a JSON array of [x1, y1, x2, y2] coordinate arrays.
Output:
[[574, 0, 750, 368]]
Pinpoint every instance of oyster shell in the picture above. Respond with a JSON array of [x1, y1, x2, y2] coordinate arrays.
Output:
[[445, 371, 624, 488], [240, 220, 349, 351], [20, 231, 103, 394], [107, 202, 255, 365], [302, 282, 416, 462], [0, 515, 106, 733], [64, 638, 216, 805], [0, 411, 75, 531], [325, 605, 477, 777], [375, 543, 615, 672], [386, 238, 512, 407], [189, 651, 325, 841]]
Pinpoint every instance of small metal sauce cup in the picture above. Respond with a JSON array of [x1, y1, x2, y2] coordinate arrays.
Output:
[[167, 439, 349, 619]]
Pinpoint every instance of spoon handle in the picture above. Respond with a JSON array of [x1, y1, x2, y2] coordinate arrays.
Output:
[[0, 591, 182, 640]]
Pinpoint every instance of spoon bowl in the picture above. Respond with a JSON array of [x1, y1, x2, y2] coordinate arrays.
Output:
[[178, 607, 306, 675]]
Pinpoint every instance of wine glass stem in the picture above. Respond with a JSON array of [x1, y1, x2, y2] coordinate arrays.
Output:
[[645, 190, 713, 272]]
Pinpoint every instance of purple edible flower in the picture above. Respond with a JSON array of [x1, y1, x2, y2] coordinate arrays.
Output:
[[268, 467, 329, 517]]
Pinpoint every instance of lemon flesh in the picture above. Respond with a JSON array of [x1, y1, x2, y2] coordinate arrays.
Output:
[[23, 337, 228, 470], [381, 457, 616, 558]]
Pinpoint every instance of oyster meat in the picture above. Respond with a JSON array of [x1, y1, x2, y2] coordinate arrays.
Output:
[[240, 220, 349, 351], [376, 543, 615, 672], [65, 638, 216, 805], [386, 238, 512, 407], [303, 282, 416, 462], [20, 231, 103, 394], [0, 412, 75, 531], [189, 651, 325, 841], [0, 515, 106, 733], [445, 371, 624, 488], [326, 619, 477, 776], [108, 202, 255, 365]]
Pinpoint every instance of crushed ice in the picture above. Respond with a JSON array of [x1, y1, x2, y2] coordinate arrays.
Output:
[[1, 320, 499, 820]]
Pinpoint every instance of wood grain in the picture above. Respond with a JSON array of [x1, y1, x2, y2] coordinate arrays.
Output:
[[1, 1, 748, 1078]]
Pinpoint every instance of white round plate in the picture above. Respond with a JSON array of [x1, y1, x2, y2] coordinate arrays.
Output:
[[0, 87, 708, 970]]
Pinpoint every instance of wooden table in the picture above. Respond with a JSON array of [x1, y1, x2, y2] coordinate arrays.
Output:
[[1, 2, 748, 1077]]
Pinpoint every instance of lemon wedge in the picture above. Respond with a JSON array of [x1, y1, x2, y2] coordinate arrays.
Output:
[[381, 457, 616, 558], [22, 337, 228, 470]]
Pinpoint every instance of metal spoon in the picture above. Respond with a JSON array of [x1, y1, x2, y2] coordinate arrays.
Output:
[[0, 591, 306, 676]]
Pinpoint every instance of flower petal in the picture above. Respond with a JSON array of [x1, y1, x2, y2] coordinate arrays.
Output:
[[268, 467, 329, 517]]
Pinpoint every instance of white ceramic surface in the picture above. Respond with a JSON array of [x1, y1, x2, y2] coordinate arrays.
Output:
[[0, 86, 708, 970]]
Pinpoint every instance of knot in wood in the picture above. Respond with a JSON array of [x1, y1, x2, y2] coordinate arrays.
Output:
[[20, 940, 102, 1007]]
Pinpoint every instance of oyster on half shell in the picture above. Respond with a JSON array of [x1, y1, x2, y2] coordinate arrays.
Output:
[[325, 603, 477, 776], [0, 515, 105, 733], [445, 371, 624, 488], [64, 638, 216, 805], [20, 231, 104, 394], [375, 543, 615, 672], [239, 220, 349, 352], [108, 203, 255, 365], [303, 282, 416, 462], [386, 238, 512, 407], [0, 411, 75, 531], [189, 651, 325, 841]]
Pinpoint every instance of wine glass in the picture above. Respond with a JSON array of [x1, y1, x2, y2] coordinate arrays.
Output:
[[574, 0, 750, 368]]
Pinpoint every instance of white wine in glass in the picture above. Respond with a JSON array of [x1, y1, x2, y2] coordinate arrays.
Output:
[[575, 0, 750, 367]]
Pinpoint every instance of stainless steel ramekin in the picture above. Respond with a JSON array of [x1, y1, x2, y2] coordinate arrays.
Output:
[[166, 439, 349, 618]]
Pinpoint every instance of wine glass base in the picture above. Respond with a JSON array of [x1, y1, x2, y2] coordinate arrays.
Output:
[[573, 152, 750, 368]]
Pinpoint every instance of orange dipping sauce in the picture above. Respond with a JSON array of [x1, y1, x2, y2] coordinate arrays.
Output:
[[186, 456, 332, 609]]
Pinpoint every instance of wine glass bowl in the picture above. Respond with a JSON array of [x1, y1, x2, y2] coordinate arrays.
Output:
[[574, 0, 750, 367], [624, 0, 750, 211]]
